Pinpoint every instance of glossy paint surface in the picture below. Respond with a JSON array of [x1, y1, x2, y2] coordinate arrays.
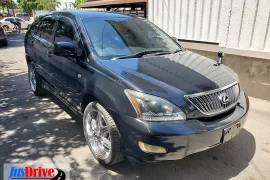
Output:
[[24, 11, 248, 162]]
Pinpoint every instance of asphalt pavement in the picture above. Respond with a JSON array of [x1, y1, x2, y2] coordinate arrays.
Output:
[[0, 33, 270, 180]]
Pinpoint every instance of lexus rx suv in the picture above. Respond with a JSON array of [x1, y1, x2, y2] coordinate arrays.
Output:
[[24, 11, 249, 166]]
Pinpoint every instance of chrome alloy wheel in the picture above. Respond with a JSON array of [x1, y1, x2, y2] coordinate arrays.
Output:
[[29, 66, 37, 92], [85, 109, 111, 159]]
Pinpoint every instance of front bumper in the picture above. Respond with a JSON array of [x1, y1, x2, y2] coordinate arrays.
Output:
[[109, 92, 249, 162]]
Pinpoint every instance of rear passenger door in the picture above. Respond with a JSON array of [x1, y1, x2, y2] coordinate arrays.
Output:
[[34, 17, 57, 83]]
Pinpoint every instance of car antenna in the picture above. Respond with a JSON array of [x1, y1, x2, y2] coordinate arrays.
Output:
[[214, 51, 224, 66]]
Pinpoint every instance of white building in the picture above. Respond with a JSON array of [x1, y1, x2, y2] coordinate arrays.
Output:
[[56, 0, 75, 10], [148, 0, 270, 53]]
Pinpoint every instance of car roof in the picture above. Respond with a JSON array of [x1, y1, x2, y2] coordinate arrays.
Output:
[[45, 10, 134, 19], [0, 17, 13, 20]]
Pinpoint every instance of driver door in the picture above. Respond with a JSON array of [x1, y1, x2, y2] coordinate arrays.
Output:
[[49, 17, 88, 111]]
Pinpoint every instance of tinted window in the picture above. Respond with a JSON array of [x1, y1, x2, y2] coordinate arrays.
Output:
[[5, 18, 13, 22], [37, 19, 56, 42], [82, 17, 181, 59], [54, 20, 76, 44], [15, 18, 23, 22], [31, 16, 41, 34]]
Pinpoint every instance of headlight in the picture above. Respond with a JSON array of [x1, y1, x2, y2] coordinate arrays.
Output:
[[125, 89, 186, 121]]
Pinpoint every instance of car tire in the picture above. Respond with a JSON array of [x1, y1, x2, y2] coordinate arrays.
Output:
[[83, 102, 123, 166], [28, 62, 45, 96], [3, 25, 9, 31]]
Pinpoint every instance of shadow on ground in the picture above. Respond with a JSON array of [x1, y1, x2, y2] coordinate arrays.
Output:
[[0, 55, 256, 180]]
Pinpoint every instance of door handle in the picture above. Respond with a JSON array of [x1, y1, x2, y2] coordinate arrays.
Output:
[[47, 51, 52, 58]]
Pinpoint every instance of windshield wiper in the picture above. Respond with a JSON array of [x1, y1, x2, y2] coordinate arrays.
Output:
[[152, 49, 183, 56], [112, 50, 165, 60], [173, 49, 182, 53]]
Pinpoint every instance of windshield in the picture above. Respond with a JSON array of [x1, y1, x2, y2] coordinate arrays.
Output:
[[82, 17, 182, 59]]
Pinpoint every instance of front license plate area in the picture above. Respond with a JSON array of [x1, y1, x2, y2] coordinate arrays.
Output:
[[221, 123, 241, 143]]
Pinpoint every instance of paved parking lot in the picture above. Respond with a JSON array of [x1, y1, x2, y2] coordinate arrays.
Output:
[[0, 33, 270, 180]]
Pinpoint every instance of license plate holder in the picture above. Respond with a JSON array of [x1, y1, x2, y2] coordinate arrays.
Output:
[[221, 123, 241, 143]]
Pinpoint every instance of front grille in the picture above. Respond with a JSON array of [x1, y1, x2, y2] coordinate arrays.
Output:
[[185, 82, 240, 116]]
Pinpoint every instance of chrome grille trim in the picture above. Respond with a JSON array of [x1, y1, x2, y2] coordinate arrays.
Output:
[[184, 82, 240, 116]]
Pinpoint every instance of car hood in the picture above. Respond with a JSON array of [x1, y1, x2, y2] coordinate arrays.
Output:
[[101, 50, 238, 98]]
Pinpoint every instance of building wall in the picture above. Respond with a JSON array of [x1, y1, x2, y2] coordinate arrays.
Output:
[[148, 0, 270, 52], [56, 0, 75, 10]]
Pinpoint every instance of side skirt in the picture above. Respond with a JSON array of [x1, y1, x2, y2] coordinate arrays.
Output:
[[42, 81, 83, 118]]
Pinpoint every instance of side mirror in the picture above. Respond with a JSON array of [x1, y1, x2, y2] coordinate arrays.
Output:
[[172, 37, 178, 42], [53, 41, 77, 57]]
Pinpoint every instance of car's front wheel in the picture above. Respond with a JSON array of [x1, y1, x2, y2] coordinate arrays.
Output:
[[28, 62, 45, 96], [83, 102, 123, 166], [3, 25, 9, 31]]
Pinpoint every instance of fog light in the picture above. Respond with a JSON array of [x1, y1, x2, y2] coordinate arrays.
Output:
[[138, 141, 166, 153]]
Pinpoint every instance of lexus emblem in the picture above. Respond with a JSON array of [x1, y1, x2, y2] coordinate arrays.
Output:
[[218, 93, 230, 105]]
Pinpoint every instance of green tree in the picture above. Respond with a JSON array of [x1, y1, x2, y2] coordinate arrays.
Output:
[[7, 1, 19, 9], [72, 0, 87, 9], [37, 0, 61, 11], [17, 0, 38, 14], [1, 1, 18, 12]]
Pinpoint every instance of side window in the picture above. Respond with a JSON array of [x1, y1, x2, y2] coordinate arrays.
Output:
[[31, 17, 41, 34], [15, 18, 23, 22], [5, 18, 13, 22], [54, 20, 76, 44], [37, 19, 56, 43]]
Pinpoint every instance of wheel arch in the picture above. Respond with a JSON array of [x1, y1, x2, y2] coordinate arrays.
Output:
[[81, 93, 98, 114]]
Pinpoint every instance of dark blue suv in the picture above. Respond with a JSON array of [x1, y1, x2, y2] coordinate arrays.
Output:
[[24, 11, 249, 165]]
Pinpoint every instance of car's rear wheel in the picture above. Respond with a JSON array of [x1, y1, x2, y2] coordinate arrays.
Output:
[[28, 62, 45, 96], [83, 102, 123, 166]]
